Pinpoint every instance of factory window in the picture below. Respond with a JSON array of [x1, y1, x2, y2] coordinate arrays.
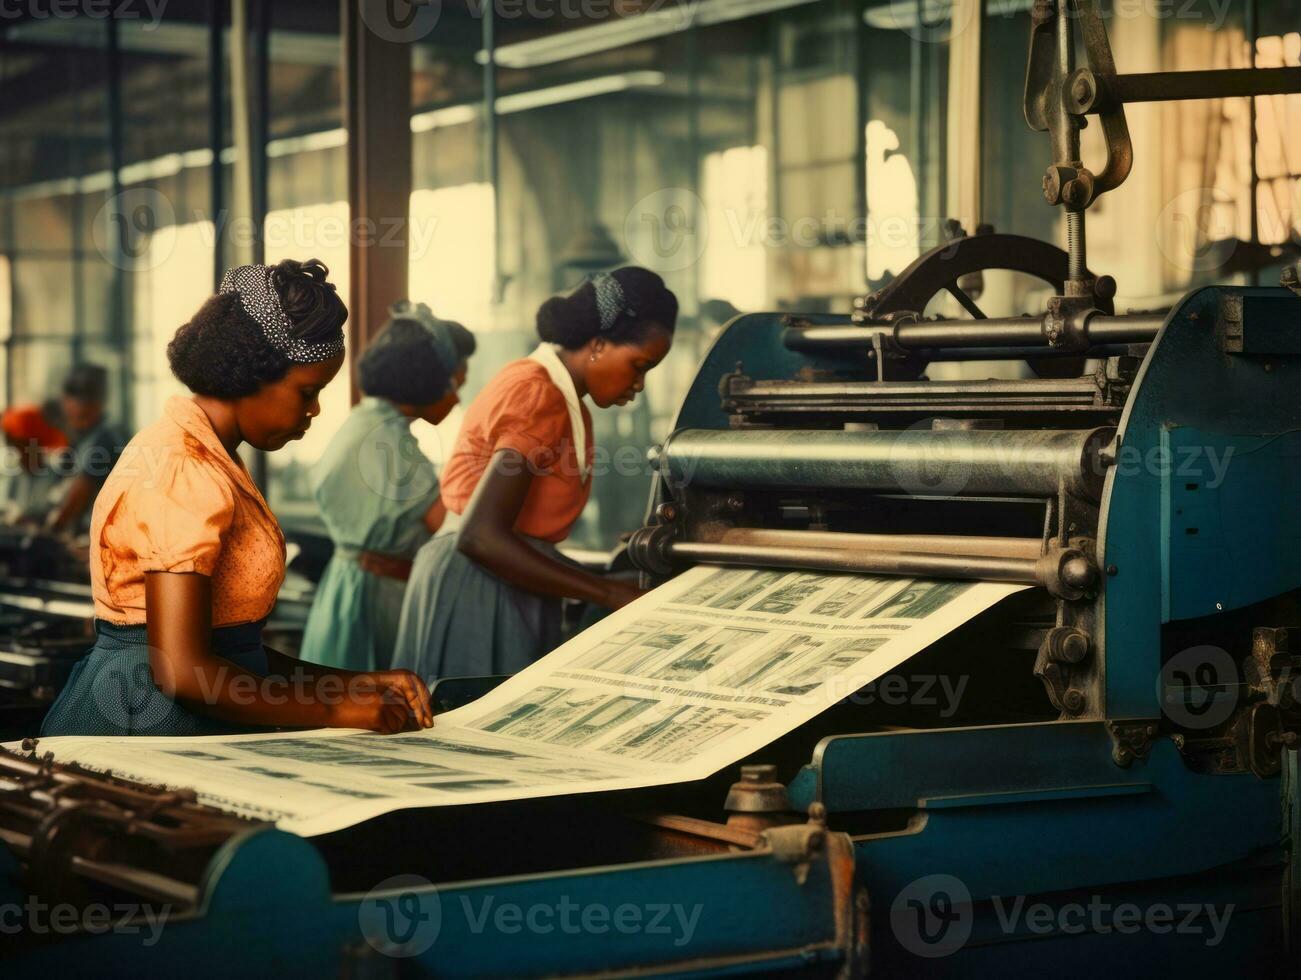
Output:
[[700, 145, 769, 315], [0, 255, 9, 406], [263, 201, 353, 510], [131, 220, 215, 428], [408, 182, 496, 469], [1252, 32, 1301, 247], [864, 120, 921, 282]]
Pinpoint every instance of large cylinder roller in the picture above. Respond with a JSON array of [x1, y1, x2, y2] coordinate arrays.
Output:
[[656, 426, 1114, 499]]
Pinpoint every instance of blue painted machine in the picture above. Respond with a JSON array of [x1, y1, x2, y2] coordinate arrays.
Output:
[[3, 4, 1301, 976]]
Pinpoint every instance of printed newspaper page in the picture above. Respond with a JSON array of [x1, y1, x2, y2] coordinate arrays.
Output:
[[19, 566, 1026, 836]]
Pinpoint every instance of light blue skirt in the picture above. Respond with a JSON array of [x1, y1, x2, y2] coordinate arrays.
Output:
[[390, 533, 570, 684], [39, 620, 270, 737]]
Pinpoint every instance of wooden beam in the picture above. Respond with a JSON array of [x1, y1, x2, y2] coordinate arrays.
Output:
[[342, 0, 412, 403]]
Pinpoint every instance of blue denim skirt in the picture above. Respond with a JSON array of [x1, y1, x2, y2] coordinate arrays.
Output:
[[39, 619, 269, 737]]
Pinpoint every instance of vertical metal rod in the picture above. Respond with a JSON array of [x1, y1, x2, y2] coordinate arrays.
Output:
[[1053, 0, 1079, 165], [687, 23, 701, 313], [1, 115, 13, 404], [106, 13, 131, 428], [251, 0, 269, 266], [482, 0, 501, 304], [209, 0, 226, 286], [854, 0, 868, 254], [769, 21, 782, 238], [1246, 0, 1259, 287], [70, 43, 84, 370], [250, 0, 270, 492]]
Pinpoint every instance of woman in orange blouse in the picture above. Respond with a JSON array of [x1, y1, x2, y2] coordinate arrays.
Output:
[[40, 259, 432, 737], [392, 267, 677, 680]]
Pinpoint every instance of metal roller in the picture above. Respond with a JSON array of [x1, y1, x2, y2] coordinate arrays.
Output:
[[627, 524, 1097, 600], [782, 313, 1163, 354], [657, 426, 1114, 500]]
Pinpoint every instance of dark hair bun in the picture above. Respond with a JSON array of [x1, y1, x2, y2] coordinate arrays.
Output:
[[358, 318, 454, 404], [167, 293, 289, 398], [271, 258, 348, 343], [535, 266, 678, 349]]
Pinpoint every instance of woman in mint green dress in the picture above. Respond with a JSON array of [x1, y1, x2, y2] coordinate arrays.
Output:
[[300, 303, 474, 671]]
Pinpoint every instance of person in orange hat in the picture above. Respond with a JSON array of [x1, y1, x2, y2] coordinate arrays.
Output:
[[0, 403, 69, 525]]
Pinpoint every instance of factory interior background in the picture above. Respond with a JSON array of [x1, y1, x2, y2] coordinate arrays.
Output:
[[2, 0, 1297, 554]]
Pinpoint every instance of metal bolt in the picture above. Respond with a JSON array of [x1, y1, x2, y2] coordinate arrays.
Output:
[[1062, 180, 1090, 210], [1106, 564, 1119, 576]]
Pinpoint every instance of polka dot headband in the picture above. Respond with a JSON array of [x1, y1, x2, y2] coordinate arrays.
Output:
[[219, 264, 345, 364], [591, 272, 635, 333]]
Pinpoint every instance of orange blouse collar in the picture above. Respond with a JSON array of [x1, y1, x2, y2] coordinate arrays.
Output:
[[162, 396, 275, 515]]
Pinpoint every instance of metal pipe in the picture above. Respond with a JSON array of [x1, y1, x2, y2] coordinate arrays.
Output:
[[784, 313, 1162, 352], [1084, 313, 1166, 342], [710, 527, 1044, 560], [895, 317, 1045, 347], [786, 333, 1132, 361], [668, 540, 1041, 585], [1111, 67, 1301, 105], [660, 426, 1112, 500]]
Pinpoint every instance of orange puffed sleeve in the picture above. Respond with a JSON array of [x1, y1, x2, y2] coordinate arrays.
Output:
[[485, 376, 572, 463], [120, 454, 237, 577]]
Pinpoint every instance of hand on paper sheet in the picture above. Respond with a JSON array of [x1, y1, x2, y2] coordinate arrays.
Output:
[[332, 670, 435, 733]]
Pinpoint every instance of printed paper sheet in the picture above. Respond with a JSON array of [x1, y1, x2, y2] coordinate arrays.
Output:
[[17, 566, 1025, 835]]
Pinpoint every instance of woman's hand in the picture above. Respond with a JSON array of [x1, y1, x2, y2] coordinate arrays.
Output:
[[326, 687, 416, 734], [603, 579, 646, 611], [364, 669, 435, 729]]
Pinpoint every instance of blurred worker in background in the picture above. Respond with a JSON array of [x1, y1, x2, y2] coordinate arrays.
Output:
[[47, 364, 126, 535], [0, 404, 68, 525], [299, 301, 474, 672]]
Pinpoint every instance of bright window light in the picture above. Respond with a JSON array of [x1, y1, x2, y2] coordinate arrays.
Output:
[[701, 145, 769, 312]]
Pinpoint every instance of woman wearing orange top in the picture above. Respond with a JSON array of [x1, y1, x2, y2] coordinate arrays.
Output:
[[0, 404, 68, 524], [40, 259, 432, 737], [392, 267, 677, 681]]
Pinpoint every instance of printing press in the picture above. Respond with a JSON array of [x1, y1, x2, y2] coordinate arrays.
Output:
[[3, 5, 1301, 976]]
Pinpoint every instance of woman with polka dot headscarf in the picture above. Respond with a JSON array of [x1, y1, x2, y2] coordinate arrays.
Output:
[[39, 259, 432, 738]]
